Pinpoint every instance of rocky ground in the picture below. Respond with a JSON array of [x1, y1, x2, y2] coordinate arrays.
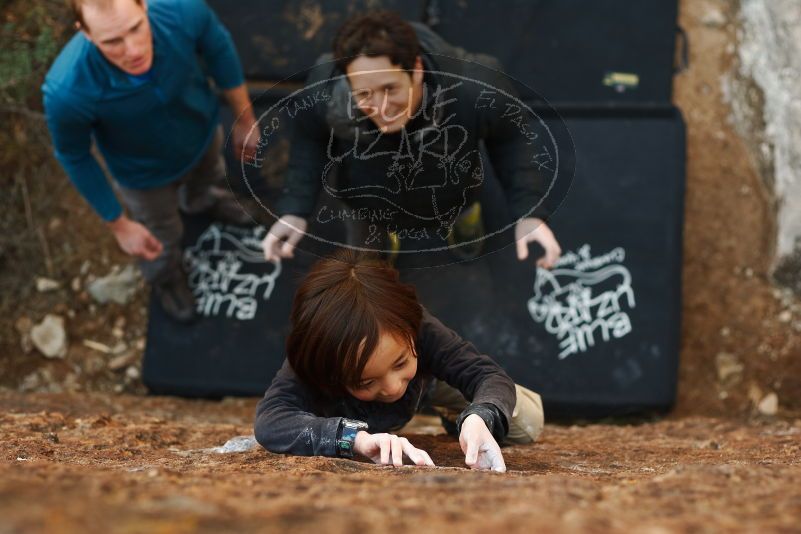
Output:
[[2, 0, 801, 531]]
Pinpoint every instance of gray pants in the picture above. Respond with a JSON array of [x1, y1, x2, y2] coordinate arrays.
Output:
[[117, 127, 226, 283], [428, 380, 545, 445]]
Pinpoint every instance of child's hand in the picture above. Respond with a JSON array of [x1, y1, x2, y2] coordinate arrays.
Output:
[[459, 414, 506, 473], [353, 431, 435, 467]]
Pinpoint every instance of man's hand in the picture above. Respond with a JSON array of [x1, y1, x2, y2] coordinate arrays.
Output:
[[459, 414, 506, 473], [515, 217, 561, 269], [353, 431, 435, 467], [107, 215, 163, 261], [261, 215, 308, 262]]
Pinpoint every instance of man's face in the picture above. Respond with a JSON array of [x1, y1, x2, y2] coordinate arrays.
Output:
[[81, 0, 153, 75], [346, 55, 424, 134], [346, 332, 418, 403]]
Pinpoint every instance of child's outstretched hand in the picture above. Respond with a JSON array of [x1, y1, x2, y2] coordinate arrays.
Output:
[[459, 414, 507, 473], [353, 431, 435, 467]]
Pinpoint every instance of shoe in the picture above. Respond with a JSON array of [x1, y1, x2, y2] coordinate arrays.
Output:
[[207, 187, 254, 226], [446, 201, 485, 261], [154, 271, 197, 323]]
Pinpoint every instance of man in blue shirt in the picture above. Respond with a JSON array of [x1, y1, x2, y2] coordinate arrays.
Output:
[[43, 0, 258, 322]]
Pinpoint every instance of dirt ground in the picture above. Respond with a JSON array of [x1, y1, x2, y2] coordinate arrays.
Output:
[[3, 392, 801, 533], [2, 0, 801, 531]]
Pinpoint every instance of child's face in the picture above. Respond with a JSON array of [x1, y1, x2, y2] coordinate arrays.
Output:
[[347, 332, 417, 403]]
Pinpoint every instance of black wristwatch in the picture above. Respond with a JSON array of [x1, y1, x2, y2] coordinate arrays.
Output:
[[336, 418, 369, 458]]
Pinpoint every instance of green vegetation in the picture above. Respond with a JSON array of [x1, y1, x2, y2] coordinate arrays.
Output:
[[0, 1, 71, 108]]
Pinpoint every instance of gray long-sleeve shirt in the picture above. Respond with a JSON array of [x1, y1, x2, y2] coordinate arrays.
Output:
[[254, 309, 516, 457]]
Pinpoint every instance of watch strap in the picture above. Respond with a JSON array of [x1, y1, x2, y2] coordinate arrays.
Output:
[[336, 418, 368, 458]]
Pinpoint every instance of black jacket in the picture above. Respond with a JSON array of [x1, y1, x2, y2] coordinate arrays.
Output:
[[254, 309, 516, 457], [274, 23, 551, 229]]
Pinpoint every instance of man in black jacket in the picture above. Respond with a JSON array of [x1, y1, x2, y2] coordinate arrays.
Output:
[[260, 11, 562, 266]]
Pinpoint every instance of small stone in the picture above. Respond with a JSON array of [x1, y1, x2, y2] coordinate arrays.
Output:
[[113, 384, 124, 393], [66, 309, 76, 319], [758, 393, 779, 416], [778, 310, 792, 323], [80, 260, 91, 276], [111, 341, 128, 354], [208, 435, 259, 454], [114, 316, 126, 329], [720, 326, 731, 337], [744, 267, 754, 278], [715, 352, 743, 386], [108, 351, 138, 371], [83, 339, 112, 354], [87, 265, 139, 305], [112, 327, 125, 339], [134, 338, 146, 351], [701, 7, 726, 28], [48, 217, 62, 232], [36, 277, 61, 292], [125, 366, 141, 380], [30, 315, 68, 359], [71, 277, 81, 292]]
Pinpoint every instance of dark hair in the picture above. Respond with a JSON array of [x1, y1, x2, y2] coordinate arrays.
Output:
[[332, 10, 421, 73], [286, 249, 423, 397]]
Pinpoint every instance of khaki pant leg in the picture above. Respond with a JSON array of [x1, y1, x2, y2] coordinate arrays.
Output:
[[505, 384, 545, 445], [427, 380, 544, 444], [427, 379, 470, 422]]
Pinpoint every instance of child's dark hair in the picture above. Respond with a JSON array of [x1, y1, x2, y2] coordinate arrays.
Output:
[[286, 249, 423, 396], [332, 10, 421, 74]]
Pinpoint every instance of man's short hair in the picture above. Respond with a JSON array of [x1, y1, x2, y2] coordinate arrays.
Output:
[[67, 0, 144, 30], [332, 10, 421, 74], [285, 249, 423, 397]]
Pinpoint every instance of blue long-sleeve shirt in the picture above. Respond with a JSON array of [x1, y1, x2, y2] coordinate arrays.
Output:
[[42, 0, 244, 221]]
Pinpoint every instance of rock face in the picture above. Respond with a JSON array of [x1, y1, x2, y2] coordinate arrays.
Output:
[[731, 0, 801, 294]]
